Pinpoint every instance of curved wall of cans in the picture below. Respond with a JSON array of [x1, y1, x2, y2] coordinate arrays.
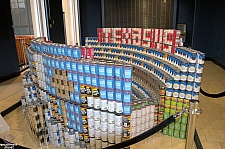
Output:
[[86, 36, 205, 139]]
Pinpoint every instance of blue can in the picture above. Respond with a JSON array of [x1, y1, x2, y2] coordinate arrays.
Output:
[[180, 71, 187, 81], [66, 59, 72, 70], [50, 58, 55, 68], [78, 60, 84, 73], [57, 45, 62, 56], [99, 76, 106, 88], [100, 87, 107, 99], [85, 74, 92, 85], [90, 61, 99, 75], [123, 91, 132, 102], [74, 104, 81, 114], [173, 80, 180, 89], [78, 72, 85, 84], [124, 65, 132, 79], [47, 57, 51, 67], [72, 120, 77, 130], [72, 71, 78, 82], [72, 46, 81, 58], [187, 72, 195, 81], [123, 102, 131, 115], [189, 63, 196, 73], [115, 78, 124, 90], [67, 45, 73, 58], [75, 93, 82, 104], [53, 44, 58, 55], [61, 45, 67, 57], [71, 60, 78, 71], [115, 90, 123, 102], [73, 83, 80, 95], [60, 59, 66, 70], [84, 60, 90, 74], [55, 59, 60, 69], [107, 88, 114, 101], [91, 75, 99, 87], [124, 79, 132, 91], [49, 44, 54, 54], [70, 92, 75, 102], [98, 61, 106, 76], [106, 61, 115, 77], [67, 71, 73, 81], [180, 81, 187, 91], [106, 77, 114, 89]]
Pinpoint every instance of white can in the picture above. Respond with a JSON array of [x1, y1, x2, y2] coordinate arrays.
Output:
[[115, 114, 123, 126], [150, 121, 154, 128], [115, 125, 123, 135], [101, 99, 108, 110], [142, 107, 146, 116], [87, 108, 94, 119], [101, 111, 108, 122], [59, 130, 63, 137], [131, 118, 137, 127], [137, 108, 142, 117], [108, 133, 115, 143], [108, 123, 115, 134], [88, 118, 94, 129], [94, 98, 101, 109], [115, 101, 123, 113], [94, 109, 101, 121], [131, 110, 137, 119], [137, 117, 142, 126], [90, 137, 96, 147], [108, 112, 115, 124], [87, 96, 94, 107], [146, 105, 151, 114], [141, 123, 145, 131], [136, 125, 141, 133], [108, 100, 115, 112], [141, 116, 146, 124], [115, 135, 122, 144], [145, 121, 150, 129], [95, 120, 101, 130], [53, 132, 59, 141], [95, 130, 101, 140], [150, 105, 155, 113], [101, 122, 108, 132], [51, 122, 58, 133], [69, 132, 76, 144], [101, 131, 108, 141], [96, 139, 102, 149], [89, 128, 95, 137], [102, 141, 108, 148]]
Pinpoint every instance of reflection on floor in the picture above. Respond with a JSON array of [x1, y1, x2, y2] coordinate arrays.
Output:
[[0, 61, 225, 149]]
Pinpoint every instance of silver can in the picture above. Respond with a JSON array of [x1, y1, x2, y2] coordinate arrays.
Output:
[[108, 112, 115, 124], [101, 110, 108, 122]]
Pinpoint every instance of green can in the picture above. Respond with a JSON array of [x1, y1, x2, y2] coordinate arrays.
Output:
[[163, 127, 169, 135], [174, 123, 181, 130], [169, 123, 175, 129], [168, 129, 174, 136], [180, 124, 187, 132], [174, 130, 180, 138], [181, 115, 188, 124], [179, 131, 186, 139]]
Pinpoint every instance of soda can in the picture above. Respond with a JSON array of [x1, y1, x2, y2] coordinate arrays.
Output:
[[106, 61, 115, 77], [98, 60, 106, 76], [95, 120, 101, 130], [95, 130, 101, 140], [90, 60, 99, 75], [123, 91, 132, 102], [102, 141, 108, 148], [115, 63, 124, 79], [86, 46, 94, 59], [195, 73, 202, 83], [188, 72, 195, 82], [115, 135, 122, 144]]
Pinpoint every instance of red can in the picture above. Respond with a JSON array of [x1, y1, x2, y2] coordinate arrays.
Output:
[[81, 46, 86, 58], [86, 46, 94, 59]]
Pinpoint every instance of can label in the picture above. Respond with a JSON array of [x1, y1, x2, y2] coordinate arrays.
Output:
[[101, 111, 108, 122], [91, 75, 99, 87], [72, 72, 78, 82], [101, 99, 108, 110], [108, 123, 115, 134], [95, 120, 101, 130], [180, 72, 187, 81], [106, 65, 115, 77], [123, 102, 131, 115], [188, 73, 195, 81], [124, 79, 132, 91], [123, 115, 131, 127], [87, 108, 94, 119], [179, 90, 185, 98], [186, 91, 192, 99], [94, 109, 101, 121], [78, 61, 84, 73], [115, 114, 123, 126], [98, 65, 106, 76], [180, 81, 187, 90], [108, 112, 115, 124], [101, 122, 108, 132], [91, 63, 98, 75], [100, 88, 107, 99], [115, 90, 123, 102], [108, 100, 115, 112], [107, 89, 114, 101], [84, 63, 90, 74], [189, 63, 196, 72], [92, 88, 100, 98], [89, 128, 95, 137], [87, 96, 94, 107], [99, 77, 106, 88], [124, 66, 132, 79], [71, 61, 78, 71], [123, 127, 130, 138], [115, 79, 124, 90], [116, 101, 123, 113], [106, 77, 114, 89], [101, 131, 108, 142], [123, 92, 132, 103]]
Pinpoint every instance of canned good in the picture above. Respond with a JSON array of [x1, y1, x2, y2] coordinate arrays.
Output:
[[108, 133, 115, 143], [101, 131, 108, 141], [101, 122, 108, 132], [94, 109, 101, 121], [115, 125, 123, 135], [108, 112, 115, 124], [115, 101, 123, 113], [88, 118, 94, 129], [101, 110, 108, 122], [108, 123, 115, 134], [115, 135, 122, 144], [115, 114, 123, 126], [108, 100, 115, 112], [94, 98, 101, 109], [96, 139, 102, 149], [87, 96, 94, 107], [95, 130, 101, 140], [101, 99, 108, 110], [89, 128, 95, 137], [124, 65, 132, 79]]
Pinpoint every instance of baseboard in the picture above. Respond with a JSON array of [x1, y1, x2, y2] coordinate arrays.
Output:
[[0, 101, 21, 117], [0, 71, 20, 83], [211, 59, 225, 70]]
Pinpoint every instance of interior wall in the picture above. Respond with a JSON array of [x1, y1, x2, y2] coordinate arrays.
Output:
[[0, 1, 19, 77], [79, 0, 102, 45], [177, 0, 225, 66]]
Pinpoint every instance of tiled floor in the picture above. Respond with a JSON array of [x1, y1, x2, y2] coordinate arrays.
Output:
[[0, 61, 225, 149]]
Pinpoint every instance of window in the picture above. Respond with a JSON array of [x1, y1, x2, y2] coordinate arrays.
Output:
[[10, 0, 34, 35]]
